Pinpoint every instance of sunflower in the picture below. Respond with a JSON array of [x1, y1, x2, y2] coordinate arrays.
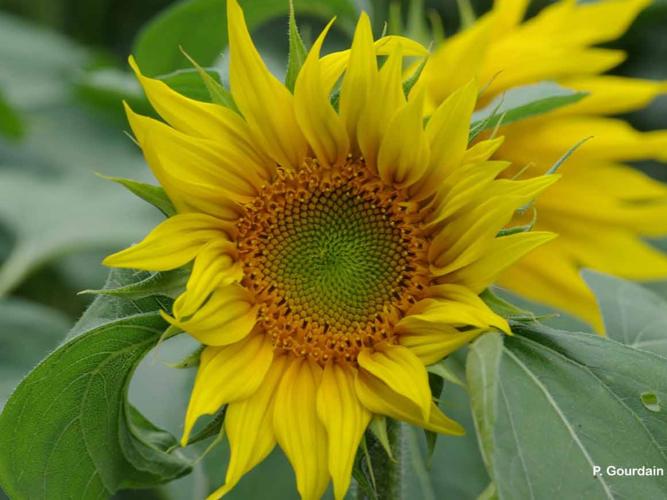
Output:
[[104, 1, 557, 498], [419, 0, 667, 331]]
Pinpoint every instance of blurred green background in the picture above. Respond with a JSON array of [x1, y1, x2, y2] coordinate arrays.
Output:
[[1, 0, 666, 498]]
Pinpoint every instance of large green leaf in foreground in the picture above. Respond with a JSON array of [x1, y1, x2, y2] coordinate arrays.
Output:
[[584, 270, 667, 356], [0, 270, 190, 499], [468, 325, 667, 500]]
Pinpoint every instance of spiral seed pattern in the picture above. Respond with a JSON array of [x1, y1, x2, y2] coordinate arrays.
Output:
[[237, 160, 429, 364]]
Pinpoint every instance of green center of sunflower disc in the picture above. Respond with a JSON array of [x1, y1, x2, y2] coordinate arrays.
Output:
[[265, 186, 408, 327]]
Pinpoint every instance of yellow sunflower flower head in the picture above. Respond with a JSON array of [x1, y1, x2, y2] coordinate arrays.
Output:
[[421, 0, 667, 332], [104, 1, 557, 498]]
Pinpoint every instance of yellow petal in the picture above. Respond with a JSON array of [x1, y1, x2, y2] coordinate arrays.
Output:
[[497, 241, 603, 332], [373, 35, 429, 57], [181, 333, 274, 445], [516, 0, 648, 46], [126, 107, 264, 204], [294, 19, 349, 167], [358, 44, 405, 170], [427, 79, 478, 171], [358, 344, 431, 421], [425, 161, 510, 228], [126, 105, 243, 221], [316, 364, 371, 500], [537, 177, 667, 236], [377, 88, 430, 188], [421, 19, 491, 110], [402, 284, 509, 333], [176, 240, 243, 319], [448, 231, 557, 293], [412, 80, 478, 200], [398, 324, 483, 365], [164, 284, 257, 346], [557, 161, 667, 202], [478, 0, 633, 97], [545, 216, 667, 281], [103, 214, 231, 271], [424, 0, 648, 104], [321, 35, 428, 94], [461, 136, 505, 164], [429, 195, 511, 274], [355, 370, 463, 435], [429, 175, 559, 275], [482, 47, 625, 99], [492, 0, 529, 32], [273, 359, 329, 500], [227, 0, 306, 168], [557, 75, 667, 116], [339, 13, 377, 154], [500, 116, 667, 169], [128, 57, 272, 177], [208, 355, 289, 499], [124, 102, 187, 214]]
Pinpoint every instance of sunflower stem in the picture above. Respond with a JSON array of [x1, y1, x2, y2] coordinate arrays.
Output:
[[361, 419, 404, 500]]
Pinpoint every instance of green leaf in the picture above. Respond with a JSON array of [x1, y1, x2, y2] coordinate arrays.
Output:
[[186, 406, 226, 446], [468, 322, 667, 499], [159, 67, 227, 103], [180, 49, 238, 110], [0, 269, 191, 499], [0, 89, 24, 140], [470, 82, 587, 134], [480, 287, 546, 322], [169, 344, 205, 369], [427, 358, 466, 387], [465, 332, 502, 475], [81, 268, 188, 301], [403, 58, 428, 98], [70, 269, 173, 338], [583, 270, 667, 356], [368, 416, 394, 461], [285, 0, 308, 93], [0, 298, 70, 409], [133, 0, 357, 77], [102, 175, 177, 217]]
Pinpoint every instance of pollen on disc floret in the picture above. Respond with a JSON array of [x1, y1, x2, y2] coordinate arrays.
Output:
[[237, 159, 430, 365]]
